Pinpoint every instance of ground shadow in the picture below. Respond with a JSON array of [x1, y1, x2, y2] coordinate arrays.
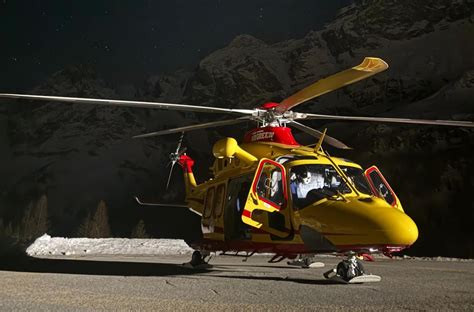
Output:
[[0, 255, 344, 285], [209, 273, 345, 285], [0, 255, 208, 277]]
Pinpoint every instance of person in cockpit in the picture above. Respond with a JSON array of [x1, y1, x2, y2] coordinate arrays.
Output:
[[294, 171, 324, 198]]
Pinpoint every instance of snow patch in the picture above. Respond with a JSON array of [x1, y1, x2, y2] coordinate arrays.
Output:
[[26, 234, 474, 261], [26, 234, 194, 256]]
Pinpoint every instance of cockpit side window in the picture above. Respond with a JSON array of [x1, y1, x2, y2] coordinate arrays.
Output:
[[368, 170, 395, 205]]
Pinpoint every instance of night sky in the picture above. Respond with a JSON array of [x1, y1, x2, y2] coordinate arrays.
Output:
[[1, 0, 351, 92]]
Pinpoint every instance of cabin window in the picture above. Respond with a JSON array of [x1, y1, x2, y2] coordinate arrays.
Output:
[[256, 162, 284, 207], [204, 187, 215, 218], [213, 184, 226, 218]]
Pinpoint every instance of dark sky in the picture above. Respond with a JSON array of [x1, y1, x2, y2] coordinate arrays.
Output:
[[1, 0, 351, 92]]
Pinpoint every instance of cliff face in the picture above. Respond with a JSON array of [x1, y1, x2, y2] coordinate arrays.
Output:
[[1, 0, 473, 256]]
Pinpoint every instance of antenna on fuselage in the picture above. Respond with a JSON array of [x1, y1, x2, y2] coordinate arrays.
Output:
[[314, 128, 327, 153]]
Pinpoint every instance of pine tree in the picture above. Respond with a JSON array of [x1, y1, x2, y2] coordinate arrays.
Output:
[[77, 200, 112, 238], [19, 195, 49, 241], [90, 200, 111, 238], [76, 212, 92, 237], [6, 222, 15, 238], [36, 195, 49, 236], [131, 219, 149, 238], [0, 219, 12, 239]]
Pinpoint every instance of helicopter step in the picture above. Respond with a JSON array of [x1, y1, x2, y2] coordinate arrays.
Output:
[[182, 250, 213, 269]]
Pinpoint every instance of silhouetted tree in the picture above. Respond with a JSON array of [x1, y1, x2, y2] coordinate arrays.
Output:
[[76, 200, 111, 238], [131, 219, 149, 238], [19, 195, 49, 241], [76, 212, 91, 237]]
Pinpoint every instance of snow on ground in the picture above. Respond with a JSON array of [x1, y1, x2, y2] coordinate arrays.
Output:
[[26, 234, 474, 261], [26, 234, 194, 256]]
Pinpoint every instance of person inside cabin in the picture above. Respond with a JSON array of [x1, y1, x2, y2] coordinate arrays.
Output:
[[290, 167, 326, 209], [294, 171, 324, 197], [255, 167, 284, 205], [269, 170, 283, 205]]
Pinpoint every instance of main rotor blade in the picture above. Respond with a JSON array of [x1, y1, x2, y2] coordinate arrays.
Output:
[[0, 93, 254, 115], [302, 113, 474, 128], [277, 57, 388, 113], [175, 132, 185, 155], [133, 117, 250, 139], [166, 161, 176, 190], [289, 121, 351, 149]]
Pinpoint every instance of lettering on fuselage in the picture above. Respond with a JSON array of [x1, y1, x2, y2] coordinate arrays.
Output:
[[251, 131, 275, 142]]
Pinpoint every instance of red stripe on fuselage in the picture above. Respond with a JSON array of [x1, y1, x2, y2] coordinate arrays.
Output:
[[188, 238, 410, 256], [242, 210, 251, 218]]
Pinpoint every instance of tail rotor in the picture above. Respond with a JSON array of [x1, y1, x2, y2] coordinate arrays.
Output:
[[166, 132, 187, 189]]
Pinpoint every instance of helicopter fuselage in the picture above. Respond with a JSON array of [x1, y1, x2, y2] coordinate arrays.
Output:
[[180, 126, 419, 257]]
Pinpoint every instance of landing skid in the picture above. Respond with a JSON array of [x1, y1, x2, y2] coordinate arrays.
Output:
[[182, 250, 213, 269], [287, 257, 325, 269], [323, 253, 381, 284], [182, 262, 212, 269], [323, 269, 381, 284]]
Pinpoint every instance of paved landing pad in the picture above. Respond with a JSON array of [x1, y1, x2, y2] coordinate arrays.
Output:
[[0, 255, 473, 311]]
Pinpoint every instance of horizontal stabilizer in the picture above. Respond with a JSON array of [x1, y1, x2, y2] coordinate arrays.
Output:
[[134, 196, 201, 216], [134, 196, 188, 207]]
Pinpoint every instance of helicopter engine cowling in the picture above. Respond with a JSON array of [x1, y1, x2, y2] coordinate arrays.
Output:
[[212, 138, 257, 165]]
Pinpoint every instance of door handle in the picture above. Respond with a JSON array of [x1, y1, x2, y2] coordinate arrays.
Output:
[[250, 192, 259, 204]]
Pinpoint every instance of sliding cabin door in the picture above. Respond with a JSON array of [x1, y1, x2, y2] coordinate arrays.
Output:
[[223, 174, 253, 241]]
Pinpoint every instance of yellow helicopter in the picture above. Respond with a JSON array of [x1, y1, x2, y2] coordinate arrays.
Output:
[[1, 57, 473, 283]]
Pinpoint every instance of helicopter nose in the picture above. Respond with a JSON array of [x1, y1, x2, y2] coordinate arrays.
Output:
[[381, 211, 418, 246], [299, 198, 419, 249]]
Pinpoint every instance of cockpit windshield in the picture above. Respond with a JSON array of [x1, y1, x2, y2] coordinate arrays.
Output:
[[290, 164, 351, 210], [340, 166, 373, 196]]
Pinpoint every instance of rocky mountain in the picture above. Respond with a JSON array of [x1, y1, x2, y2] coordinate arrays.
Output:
[[1, 0, 473, 256]]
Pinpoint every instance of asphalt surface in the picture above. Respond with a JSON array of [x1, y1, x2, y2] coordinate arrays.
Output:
[[0, 254, 473, 311]]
